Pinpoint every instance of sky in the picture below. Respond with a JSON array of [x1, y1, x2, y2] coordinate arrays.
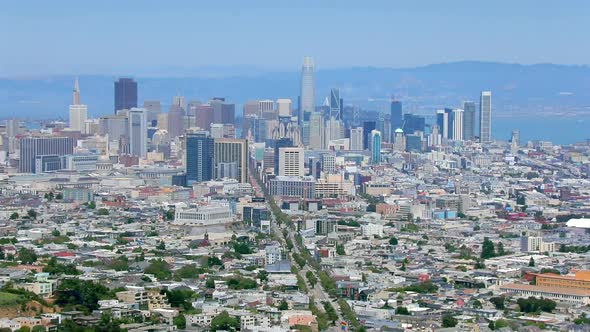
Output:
[[1, 0, 589, 75]]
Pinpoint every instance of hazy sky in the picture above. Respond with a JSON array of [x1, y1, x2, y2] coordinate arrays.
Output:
[[1, 0, 589, 75]]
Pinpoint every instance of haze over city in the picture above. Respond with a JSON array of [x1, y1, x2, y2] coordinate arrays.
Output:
[[0, 2, 589, 332]]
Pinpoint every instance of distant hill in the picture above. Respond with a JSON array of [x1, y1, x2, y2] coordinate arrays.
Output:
[[1, 61, 590, 119]]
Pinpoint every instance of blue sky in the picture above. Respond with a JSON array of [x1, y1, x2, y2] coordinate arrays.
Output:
[[1, 0, 589, 75]]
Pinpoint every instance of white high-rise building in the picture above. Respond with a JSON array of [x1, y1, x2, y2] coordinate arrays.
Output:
[[308, 112, 324, 150], [278, 147, 304, 177], [69, 77, 88, 133], [480, 91, 492, 143], [350, 127, 364, 151], [299, 56, 315, 124], [452, 109, 464, 141], [276, 99, 292, 117], [128, 108, 148, 158]]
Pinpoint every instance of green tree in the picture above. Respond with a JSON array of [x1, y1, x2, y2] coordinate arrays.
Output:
[[529, 257, 535, 267], [9, 212, 19, 220], [481, 237, 495, 259], [31, 326, 46, 332], [496, 242, 506, 256], [489, 296, 505, 310], [144, 259, 172, 280], [395, 306, 410, 315], [442, 315, 458, 328], [87, 201, 96, 209], [18, 248, 37, 264], [55, 279, 113, 313], [336, 244, 345, 255], [97, 208, 109, 215], [257, 270, 268, 282], [173, 313, 186, 329], [166, 289, 196, 311], [210, 311, 240, 331], [278, 299, 288, 310], [156, 241, 166, 251], [165, 209, 175, 220], [474, 259, 486, 269], [517, 297, 556, 313], [27, 209, 38, 220], [389, 237, 398, 246], [175, 264, 205, 279], [205, 278, 215, 289]]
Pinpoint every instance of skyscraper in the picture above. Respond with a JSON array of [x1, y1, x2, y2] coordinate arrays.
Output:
[[452, 108, 464, 141], [462, 101, 476, 140], [168, 104, 186, 138], [390, 99, 403, 132], [259, 99, 275, 120], [350, 127, 364, 151], [128, 108, 147, 158], [480, 91, 492, 143], [214, 138, 248, 183], [329, 88, 341, 120], [185, 131, 214, 185], [299, 56, 315, 125], [308, 112, 324, 149], [211, 98, 235, 125], [403, 114, 425, 134], [362, 121, 377, 150], [19, 137, 75, 173], [273, 137, 294, 175], [143, 101, 162, 126], [276, 99, 292, 117], [114, 78, 138, 112], [370, 130, 382, 164], [278, 147, 304, 177], [69, 77, 87, 133]]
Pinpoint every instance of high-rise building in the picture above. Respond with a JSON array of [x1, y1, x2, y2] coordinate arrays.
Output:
[[278, 147, 304, 177], [325, 117, 344, 148], [370, 130, 382, 164], [308, 112, 324, 149], [195, 104, 214, 131], [390, 99, 403, 132], [143, 101, 162, 126], [128, 108, 147, 158], [403, 114, 425, 134], [350, 127, 364, 151], [276, 99, 292, 117], [168, 104, 186, 138], [259, 100, 275, 120], [452, 108, 464, 141], [185, 131, 214, 185], [114, 78, 138, 113], [214, 138, 248, 183], [211, 98, 235, 125], [69, 78, 87, 133], [243, 100, 260, 118], [329, 88, 342, 120], [19, 137, 75, 173], [480, 91, 492, 143], [436, 109, 450, 141], [362, 121, 377, 150], [273, 138, 294, 175], [463, 101, 476, 140], [299, 56, 315, 125]]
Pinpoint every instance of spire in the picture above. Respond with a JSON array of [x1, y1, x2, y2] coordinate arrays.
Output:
[[73, 77, 81, 105]]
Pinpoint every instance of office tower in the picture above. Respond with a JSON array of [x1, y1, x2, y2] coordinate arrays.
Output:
[[99, 115, 128, 142], [259, 99, 275, 120], [350, 127, 364, 150], [19, 137, 75, 173], [403, 114, 425, 134], [370, 130, 382, 164], [436, 109, 450, 141], [273, 137, 294, 175], [277, 99, 292, 117], [462, 101, 476, 140], [172, 95, 186, 109], [452, 109, 464, 141], [393, 128, 405, 152], [69, 78, 88, 133], [243, 100, 260, 118], [168, 104, 186, 138], [299, 56, 315, 124], [511, 129, 520, 154], [308, 112, 324, 149], [186, 100, 202, 129], [114, 78, 138, 112], [325, 117, 344, 148], [321, 153, 336, 174], [211, 98, 235, 125], [390, 98, 403, 132], [480, 91, 492, 143], [6, 119, 20, 138], [329, 88, 341, 120], [214, 138, 248, 183], [157, 113, 168, 131], [128, 108, 147, 158], [429, 125, 442, 146], [185, 131, 214, 185], [195, 104, 214, 131], [143, 100, 162, 126], [278, 147, 304, 177], [406, 134, 423, 152], [362, 121, 377, 150], [210, 123, 235, 139]]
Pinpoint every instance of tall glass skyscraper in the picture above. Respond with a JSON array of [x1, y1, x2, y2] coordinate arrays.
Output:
[[186, 131, 214, 185], [370, 130, 382, 164], [114, 78, 138, 113], [329, 88, 342, 120], [390, 99, 403, 131], [299, 56, 315, 125], [480, 91, 492, 143], [462, 101, 476, 140]]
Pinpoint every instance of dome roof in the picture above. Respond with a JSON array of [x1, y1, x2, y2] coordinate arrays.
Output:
[[395, 128, 404, 133]]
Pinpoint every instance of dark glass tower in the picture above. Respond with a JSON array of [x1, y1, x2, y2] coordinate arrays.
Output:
[[185, 131, 214, 185], [362, 120, 377, 150], [114, 78, 138, 113], [390, 99, 403, 131]]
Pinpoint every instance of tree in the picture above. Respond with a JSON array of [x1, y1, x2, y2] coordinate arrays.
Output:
[[9, 212, 19, 220], [18, 248, 37, 264], [442, 315, 458, 328], [481, 237, 495, 259], [173, 313, 186, 329], [496, 242, 506, 256], [55, 279, 113, 313], [278, 299, 289, 310], [389, 237, 398, 246], [474, 259, 485, 269], [87, 201, 96, 209], [144, 259, 172, 280], [27, 209, 37, 220], [489, 296, 505, 310], [205, 278, 215, 289], [529, 257, 535, 267], [210, 311, 240, 331], [166, 289, 196, 311], [156, 241, 166, 251], [517, 297, 556, 313], [395, 306, 410, 315], [176, 264, 205, 279], [257, 270, 268, 282], [165, 209, 175, 220], [97, 208, 109, 215], [336, 244, 345, 255], [306, 271, 317, 287], [31, 326, 46, 332]]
